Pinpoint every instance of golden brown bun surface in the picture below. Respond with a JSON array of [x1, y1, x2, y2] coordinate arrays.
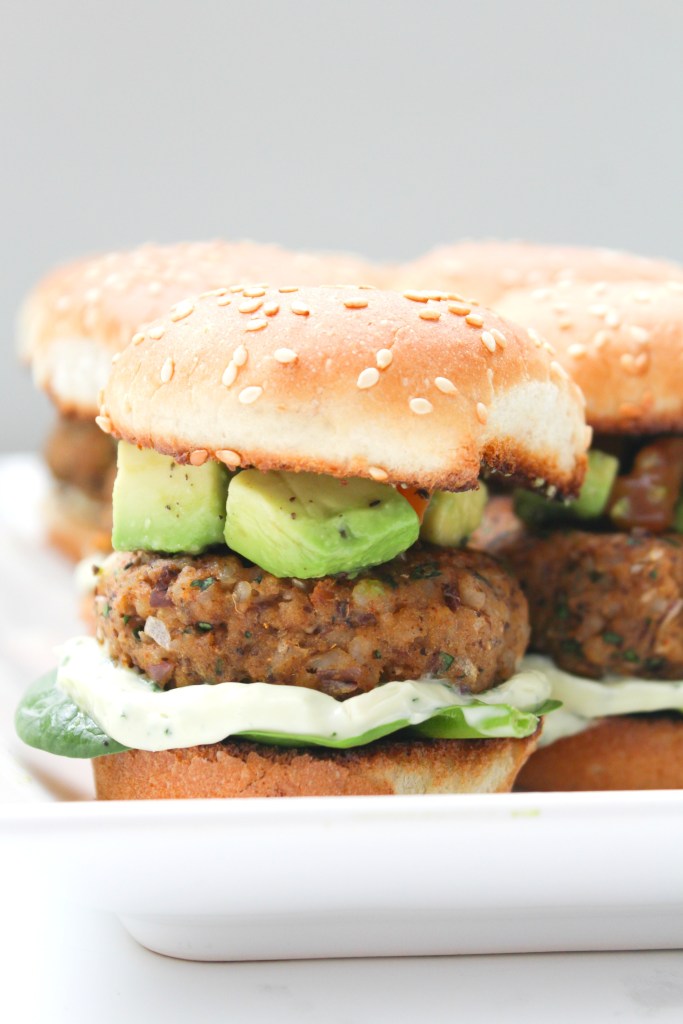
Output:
[[395, 241, 683, 307], [19, 240, 386, 416], [516, 715, 683, 791], [102, 285, 588, 495], [93, 731, 539, 799], [497, 279, 683, 433]]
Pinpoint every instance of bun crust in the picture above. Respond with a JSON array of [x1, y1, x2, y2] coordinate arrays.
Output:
[[516, 715, 683, 791], [497, 279, 683, 433], [395, 241, 683, 307], [43, 485, 112, 562], [102, 285, 588, 495], [93, 732, 539, 799], [19, 241, 386, 416]]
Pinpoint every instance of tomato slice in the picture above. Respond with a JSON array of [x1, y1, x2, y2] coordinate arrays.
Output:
[[397, 484, 431, 523], [609, 438, 683, 531]]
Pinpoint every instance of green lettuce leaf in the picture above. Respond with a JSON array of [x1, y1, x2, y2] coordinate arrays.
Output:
[[15, 670, 128, 759], [15, 670, 556, 758]]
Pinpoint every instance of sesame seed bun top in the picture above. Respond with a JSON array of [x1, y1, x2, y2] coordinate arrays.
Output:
[[19, 240, 387, 416], [101, 285, 589, 496], [497, 278, 683, 434], [394, 241, 683, 307]]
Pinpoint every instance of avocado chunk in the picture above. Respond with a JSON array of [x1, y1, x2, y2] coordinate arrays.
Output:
[[420, 483, 488, 547], [514, 449, 619, 528], [224, 469, 420, 578], [112, 442, 230, 554], [572, 449, 620, 519], [675, 498, 683, 533]]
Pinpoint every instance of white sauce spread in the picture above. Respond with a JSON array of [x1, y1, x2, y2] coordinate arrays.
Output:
[[56, 637, 551, 752], [521, 654, 683, 747]]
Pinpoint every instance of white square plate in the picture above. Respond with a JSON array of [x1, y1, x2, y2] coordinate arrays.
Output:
[[2, 456, 682, 961]]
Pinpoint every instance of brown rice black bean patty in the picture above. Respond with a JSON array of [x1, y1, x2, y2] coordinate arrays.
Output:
[[500, 530, 683, 680], [95, 545, 529, 697]]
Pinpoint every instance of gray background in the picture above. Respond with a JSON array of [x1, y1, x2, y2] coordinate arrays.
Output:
[[2, 0, 682, 453]]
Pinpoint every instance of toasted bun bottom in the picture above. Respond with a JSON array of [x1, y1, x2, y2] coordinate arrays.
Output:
[[516, 715, 683, 791], [44, 485, 111, 562], [93, 732, 539, 799]]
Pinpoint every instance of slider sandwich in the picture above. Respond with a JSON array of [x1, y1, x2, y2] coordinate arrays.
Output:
[[497, 278, 683, 789], [18, 241, 384, 559], [17, 285, 587, 798]]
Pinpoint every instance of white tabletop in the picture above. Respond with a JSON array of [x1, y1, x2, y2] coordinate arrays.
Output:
[[2, 888, 682, 1024]]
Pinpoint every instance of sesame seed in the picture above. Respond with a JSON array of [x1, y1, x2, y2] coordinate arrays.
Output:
[[567, 344, 587, 358], [222, 362, 238, 387], [84, 287, 100, 304], [550, 360, 569, 382], [132, 332, 145, 346], [368, 466, 389, 482], [447, 302, 471, 316], [243, 287, 266, 298], [111, 353, 120, 364], [629, 325, 651, 343], [216, 449, 241, 469], [404, 289, 429, 303], [95, 415, 112, 434], [147, 281, 163, 295], [476, 402, 488, 425], [481, 330, 497, 353], [633, 289, 652, 302], [409, 397, 433, 415], [588, 304, 608, 317], [291, 301, 310, 316], [263, 301, 280, 316], [274, 348, 298, 364], [239, 386, 263, 405], [160, 358, 174, 384], [584, 425, 594, 449], [357, 367, 380, 389], [230, 285, 244, 293], [344, 297, 369, 309], [148, 325, 165, 340], [239, 298, 263, 314], [279, 285, 299, 293], [489, 328, 507, 348], [593, 330, 611, 349], [376, 348, 393, 369], [435, 376, 457, 395], [245, 317, 268, 332], [527, 327, 543, 347], [233, 345, 248, 367], [605, 310, 620, 328], [621, 352, 650, 375], [487, 367, 494, 388], [465, 313, 484, 327], [419, 307, 441, 321], [531, 288, 551, 301], [217, 295, 232, 306], [170, 300, 194, 322], [189, 449, 209, 467]]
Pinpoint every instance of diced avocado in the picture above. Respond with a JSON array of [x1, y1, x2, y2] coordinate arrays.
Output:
[[420, 483, 489, 547], [112, 442, 230, 554], [224, 469, 420, 578], [675, 499, 683, 533], [514, 449, 619, 527], [571, 450, 619, 519]]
